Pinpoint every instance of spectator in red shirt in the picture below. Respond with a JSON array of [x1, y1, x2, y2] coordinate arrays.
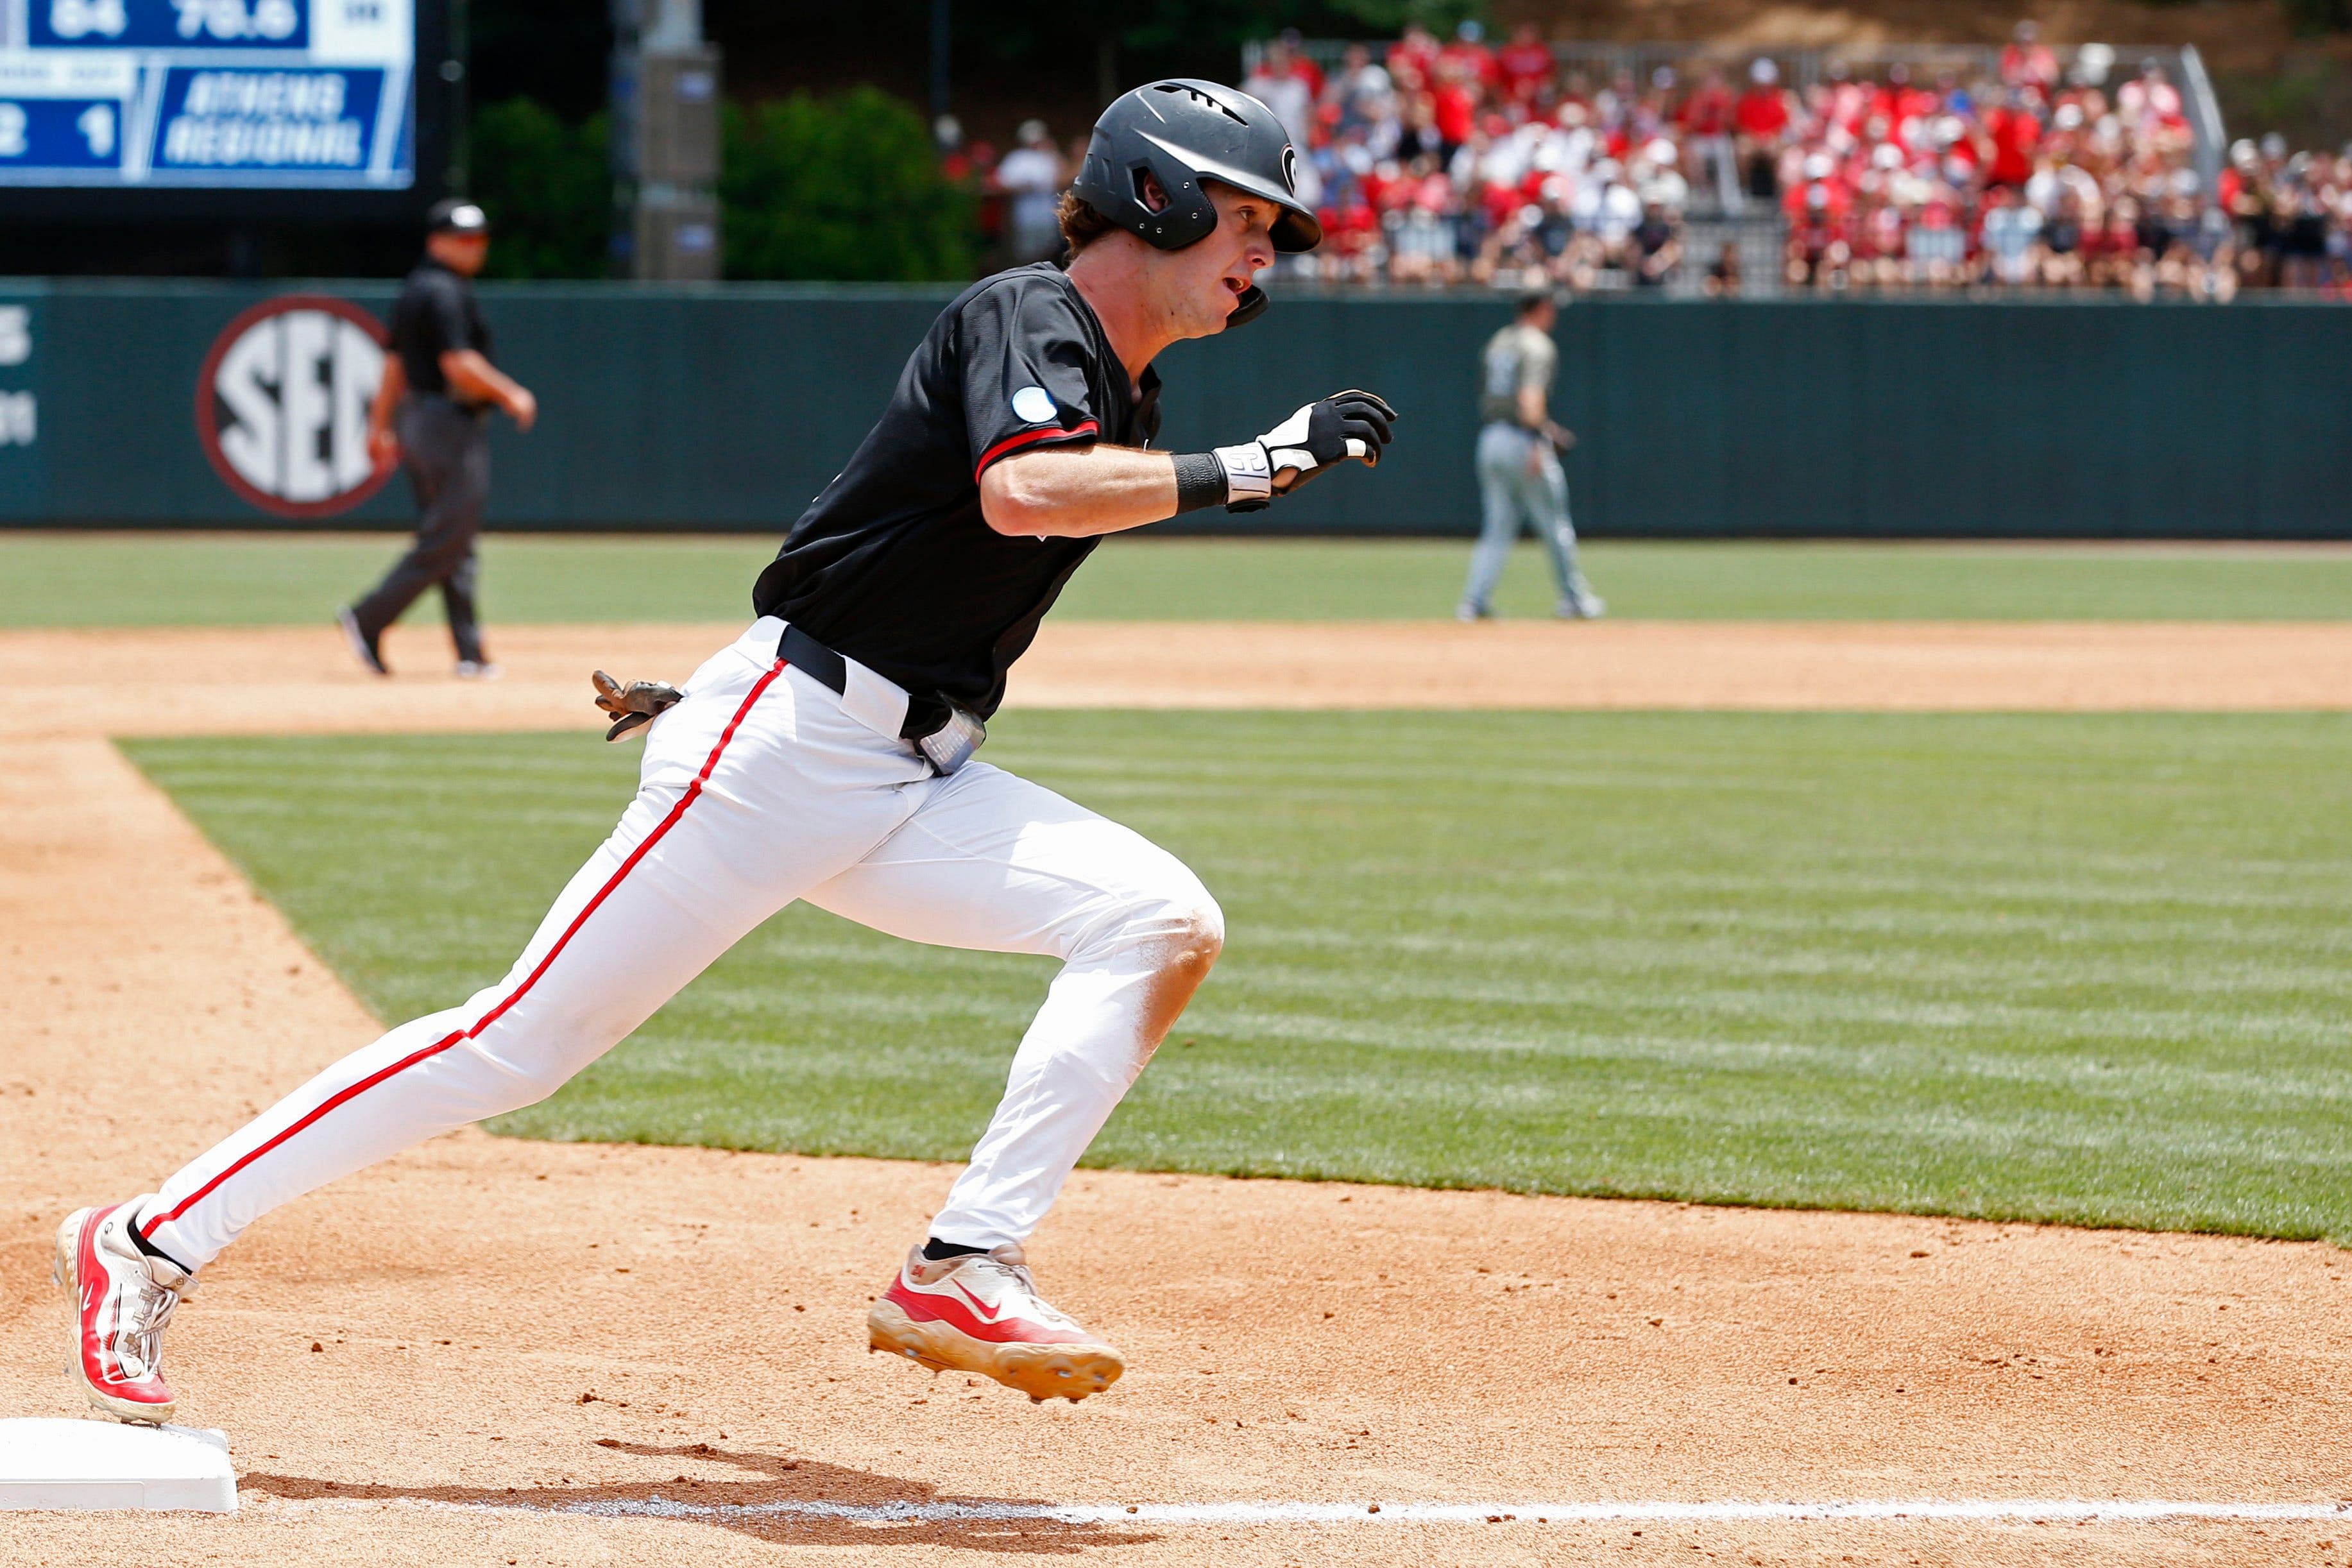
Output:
[[1431, 60, 1478, 159], [1388, 23, 1440, 90], [1734, 58, 1793, 201], [1982, 89, 2039, 189], [1438, 21, 1498, 92], [1678, 65, 1739, 211], [2000, 21, 2059, 92], [1497, 22, 1553, 107], [1273, 28, 1325, 102], [2118, 59, 2185, 139]]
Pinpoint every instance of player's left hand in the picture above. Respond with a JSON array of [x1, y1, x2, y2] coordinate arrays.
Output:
[[592, 669, 685, 742], [1216, 390, 1398, 511], [1259, 388, 1398, 492], [368, 427, 400, 472]]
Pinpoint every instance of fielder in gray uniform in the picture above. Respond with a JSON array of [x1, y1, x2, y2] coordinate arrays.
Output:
[[342, 198, 539, 679], [1457, 289, 1603, 621]]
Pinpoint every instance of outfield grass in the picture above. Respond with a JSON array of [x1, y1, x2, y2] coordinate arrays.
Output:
[[127, 710, 2352, 1243], [12, 532, 2352, 627]]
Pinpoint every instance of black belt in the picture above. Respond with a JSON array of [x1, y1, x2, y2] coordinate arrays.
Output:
[[778, 623, 848, 696], [417, 391, 491, 418], [775, 623, 950, 740]]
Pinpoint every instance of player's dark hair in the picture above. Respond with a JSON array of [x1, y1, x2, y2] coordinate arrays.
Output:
[[1056, 191, 1119, 254]]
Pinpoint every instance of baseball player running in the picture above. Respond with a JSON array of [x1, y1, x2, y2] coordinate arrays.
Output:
[[57, 81, 1395, 1420], [1457, 288, 1603, 621]]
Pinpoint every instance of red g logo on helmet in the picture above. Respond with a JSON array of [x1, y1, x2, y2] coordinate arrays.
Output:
[[196, 294, 395, 519]]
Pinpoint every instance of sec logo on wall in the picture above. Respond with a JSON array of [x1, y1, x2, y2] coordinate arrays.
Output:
[[196, 294, 393, 518]]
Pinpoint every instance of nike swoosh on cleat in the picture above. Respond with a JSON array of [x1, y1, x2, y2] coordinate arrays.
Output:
[[946, 1279, 1005, 1322]]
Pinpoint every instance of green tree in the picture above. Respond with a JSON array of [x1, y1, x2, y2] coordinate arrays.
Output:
[[466, 98, 613, 280], [720, 88, 976, 282]]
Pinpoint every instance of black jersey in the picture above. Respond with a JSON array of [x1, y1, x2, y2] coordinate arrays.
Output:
[[389, 260, 493, 401], [751, 262, 1161, 733]]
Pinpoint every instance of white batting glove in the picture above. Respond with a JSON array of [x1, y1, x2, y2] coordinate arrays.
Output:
[[1213, 389, 1399, 511]]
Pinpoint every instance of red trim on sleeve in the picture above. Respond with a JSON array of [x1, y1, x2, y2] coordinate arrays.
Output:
[[973, 419, 1100, 479]]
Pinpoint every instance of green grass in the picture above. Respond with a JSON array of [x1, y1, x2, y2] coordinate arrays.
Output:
[[126, 710, 2352, 1243], [11, 532, 2352, 627]]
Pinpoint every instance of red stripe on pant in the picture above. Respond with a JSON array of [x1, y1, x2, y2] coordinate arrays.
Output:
[[144, 659, 790, 1241]]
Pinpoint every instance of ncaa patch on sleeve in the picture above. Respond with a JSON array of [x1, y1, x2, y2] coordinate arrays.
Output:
[[1010, 386, 1058, 425]]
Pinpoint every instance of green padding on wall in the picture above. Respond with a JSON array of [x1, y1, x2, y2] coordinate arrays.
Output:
[[3, 281, 2348, 537]]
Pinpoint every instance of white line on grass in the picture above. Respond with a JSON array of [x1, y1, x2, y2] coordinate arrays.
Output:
[[355, 1497, 2352, 1528]]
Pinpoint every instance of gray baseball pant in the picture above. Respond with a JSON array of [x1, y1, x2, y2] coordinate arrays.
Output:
[[1461, 421, 1596, 615]]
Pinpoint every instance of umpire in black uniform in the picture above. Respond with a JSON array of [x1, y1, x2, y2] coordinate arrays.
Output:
[[342, 198, 538, 677]]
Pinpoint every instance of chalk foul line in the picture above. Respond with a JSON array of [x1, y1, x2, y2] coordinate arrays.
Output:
[[337, 1496, 2352, 1527]]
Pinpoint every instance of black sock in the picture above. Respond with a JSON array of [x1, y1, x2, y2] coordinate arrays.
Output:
[[921, 1238, 987, 1262], [124, 1206, 195, 1277]]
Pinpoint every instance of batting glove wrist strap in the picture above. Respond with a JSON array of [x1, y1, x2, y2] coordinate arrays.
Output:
[[1171, 450, 1233, 515], [1218, 389, 1399, 512], [1210, 443, 1274, 511]]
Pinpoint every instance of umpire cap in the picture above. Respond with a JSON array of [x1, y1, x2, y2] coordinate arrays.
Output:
[[1071, 80, 1321, 254], [426, 197, 490, 235]]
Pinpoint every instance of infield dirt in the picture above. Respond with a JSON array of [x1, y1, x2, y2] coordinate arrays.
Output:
[[1, 622, 2348, 1565], [11, 616, 2352, 740]]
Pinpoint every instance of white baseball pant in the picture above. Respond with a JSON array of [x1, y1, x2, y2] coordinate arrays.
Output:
[[137, 618, 1222, 1272]]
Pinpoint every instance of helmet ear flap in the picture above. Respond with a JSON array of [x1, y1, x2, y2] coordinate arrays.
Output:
[[1131, 153, 1217, 248]]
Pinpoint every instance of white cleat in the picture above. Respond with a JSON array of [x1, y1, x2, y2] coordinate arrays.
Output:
[[55, 1198, 194, 1426], [868, 1244, 1123, 1404]]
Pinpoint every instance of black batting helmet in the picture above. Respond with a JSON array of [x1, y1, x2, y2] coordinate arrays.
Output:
[[1071, 80, 1322, 255]]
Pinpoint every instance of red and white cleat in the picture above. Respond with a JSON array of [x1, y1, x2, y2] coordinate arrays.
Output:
[[867, 1244, 1123, 1404], [55, 1198, 193, 1426]]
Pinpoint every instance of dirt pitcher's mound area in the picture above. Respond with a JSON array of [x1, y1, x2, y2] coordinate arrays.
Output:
[[11, 617, 2352, 740], [2, 620, 2349, 1565]]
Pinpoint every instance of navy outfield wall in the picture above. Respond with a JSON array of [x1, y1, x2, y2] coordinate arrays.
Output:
[[0, 278, 2347, 537]]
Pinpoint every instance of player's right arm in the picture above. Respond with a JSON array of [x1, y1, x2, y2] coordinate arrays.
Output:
[[980, 444, 1182, 538], [981, 389, 1398, 539], [962, 277, 1393, 540]]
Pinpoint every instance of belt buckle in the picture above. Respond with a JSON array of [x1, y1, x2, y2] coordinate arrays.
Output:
[[917, 705, 986, 774]]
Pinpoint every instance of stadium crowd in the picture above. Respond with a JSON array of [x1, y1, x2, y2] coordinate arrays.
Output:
[[951, 22, 2352, 300]]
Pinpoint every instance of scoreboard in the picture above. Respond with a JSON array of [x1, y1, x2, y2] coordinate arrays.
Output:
[[0, 0, 415, 190]]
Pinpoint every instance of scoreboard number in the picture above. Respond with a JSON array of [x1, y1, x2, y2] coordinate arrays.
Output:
[[46, 0, 129, 40], [171, 0, 302, 42], [76, 104, 114, 158]]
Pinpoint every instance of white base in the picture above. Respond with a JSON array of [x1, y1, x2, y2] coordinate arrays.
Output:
[[0, 1419, 235, 1512]]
